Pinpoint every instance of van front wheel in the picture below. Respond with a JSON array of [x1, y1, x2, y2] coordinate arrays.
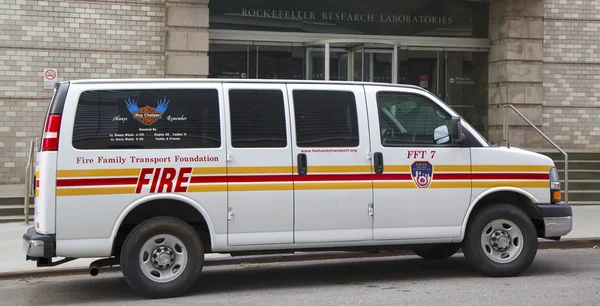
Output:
[[120, 217, 204, 298], [462, 204, 537, 277]]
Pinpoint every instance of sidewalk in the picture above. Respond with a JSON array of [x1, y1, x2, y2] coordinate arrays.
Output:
[[2, 206, 599, 277]]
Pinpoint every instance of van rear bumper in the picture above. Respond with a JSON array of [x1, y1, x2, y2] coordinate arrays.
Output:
[[537, 204, 573, 238], [22, 227, 55, 259]]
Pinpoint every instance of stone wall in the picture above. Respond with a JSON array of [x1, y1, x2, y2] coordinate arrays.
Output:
[[543, 0, 600, 149], [487, 0, 545, 148], [0, 0, 166, 183], [165, 0, 209, 77]]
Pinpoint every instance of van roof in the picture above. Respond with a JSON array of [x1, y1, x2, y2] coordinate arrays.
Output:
[[65, 78, 429, 92]]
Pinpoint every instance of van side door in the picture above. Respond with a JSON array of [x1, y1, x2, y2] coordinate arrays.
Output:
[[365, 86, 472, 240], [287, 84, 374, 243], [223, 83, 295, 246]]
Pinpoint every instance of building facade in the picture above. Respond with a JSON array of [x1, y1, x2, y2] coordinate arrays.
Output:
[[0, 0, 597, 184]]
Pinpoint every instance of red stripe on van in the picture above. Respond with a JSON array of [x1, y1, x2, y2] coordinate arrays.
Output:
[[56, 177, 139, 187], [295, 174, 374, 182], [472, 173, 549, 180], [371, 174, 412, 181], [433, 173, 472, 180]]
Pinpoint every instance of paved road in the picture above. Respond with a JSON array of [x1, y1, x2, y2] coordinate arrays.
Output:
[[2, 248, 600, 306]]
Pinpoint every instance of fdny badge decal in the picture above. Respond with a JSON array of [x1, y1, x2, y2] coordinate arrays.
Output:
[[411, 161, 433, 188], [125, 97, 169, 126]]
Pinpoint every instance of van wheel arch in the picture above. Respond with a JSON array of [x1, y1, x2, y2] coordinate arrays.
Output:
[[465, 191, 544, 238], [112, 199, 212, 258]]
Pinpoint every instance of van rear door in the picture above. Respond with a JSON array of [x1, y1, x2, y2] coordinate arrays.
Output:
[[34, 82, 70, 234]]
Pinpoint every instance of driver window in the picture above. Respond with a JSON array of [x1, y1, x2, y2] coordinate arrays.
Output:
[[376, 91, 453, 146]]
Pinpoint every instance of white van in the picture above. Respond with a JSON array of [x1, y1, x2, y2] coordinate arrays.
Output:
[[23, 79, 572, 298]]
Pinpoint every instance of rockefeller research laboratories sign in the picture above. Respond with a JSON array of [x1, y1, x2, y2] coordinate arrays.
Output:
[[209, 0, 489, 38]]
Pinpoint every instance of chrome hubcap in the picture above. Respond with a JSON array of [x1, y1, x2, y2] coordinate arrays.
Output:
[[139, 234, 188, 283], [151, 246, 175, 270], [490, 231, 511, 252], [480, 219, 523, 263]]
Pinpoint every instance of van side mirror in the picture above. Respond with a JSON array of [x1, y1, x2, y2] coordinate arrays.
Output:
[[451, 116, 465, 143]]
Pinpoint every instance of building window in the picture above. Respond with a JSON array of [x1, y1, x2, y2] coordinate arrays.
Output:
[[292, 90, 359, 147], [208, 44, 255, 79], [444, 51, 489, 139], [229, 89, 288, 148], [73, 89, 221, 150], [257, 45, 304, 79]]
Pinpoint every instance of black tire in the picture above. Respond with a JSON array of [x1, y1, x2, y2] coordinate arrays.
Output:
[[120, 216, 204, 299], [413, 244, 461, 260], [462, 203, 538, 277]]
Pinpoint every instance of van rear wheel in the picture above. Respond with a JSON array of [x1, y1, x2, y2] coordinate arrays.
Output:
[[413, 244, 461, 260], [462, 203, 537, 277], [120, 216, 204, 298]]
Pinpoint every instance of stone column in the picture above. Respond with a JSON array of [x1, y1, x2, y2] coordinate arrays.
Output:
[[487, 0, 544, 148], [165, 0, 210, 78]]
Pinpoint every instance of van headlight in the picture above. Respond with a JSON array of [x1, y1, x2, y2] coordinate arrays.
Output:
[[549, 167, 561, 203]]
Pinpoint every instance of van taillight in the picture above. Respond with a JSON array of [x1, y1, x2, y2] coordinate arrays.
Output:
[[41, 114, 62, 151]]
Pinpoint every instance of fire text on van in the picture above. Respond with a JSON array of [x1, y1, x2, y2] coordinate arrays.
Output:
[[135, 167, 192, 193]]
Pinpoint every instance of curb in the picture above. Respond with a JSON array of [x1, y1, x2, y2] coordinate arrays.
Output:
[[2, 238, 599, 281]]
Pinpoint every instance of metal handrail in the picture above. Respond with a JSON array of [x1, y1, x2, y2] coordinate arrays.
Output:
[[24, 140, 36, 224], [501, 104, 569, 205]]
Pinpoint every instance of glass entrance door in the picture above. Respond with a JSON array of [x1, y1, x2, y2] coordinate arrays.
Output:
[[304, 40, 398, 83]]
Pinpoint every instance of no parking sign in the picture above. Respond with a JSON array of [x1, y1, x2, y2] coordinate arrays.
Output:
[[43, 68, 58, 89]]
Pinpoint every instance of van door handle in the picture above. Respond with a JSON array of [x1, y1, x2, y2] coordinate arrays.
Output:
[[297, 153, 307, 176], [374, 152, 384, 174]]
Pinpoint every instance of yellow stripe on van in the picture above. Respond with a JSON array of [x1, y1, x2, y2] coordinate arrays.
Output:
[[35, 171, 40, 178], [56, 186, 135, 196], [429, 181, 471, 188], [228, 183, 294, 192], [227, 166, 294, 174], [384, 165, 470, 173], [295, 182, 373, 190], [434, 165, 471, 172], [308, 165, 372, 173], [57, 168, 141, 178], [472, 165, 551, 173], [191, 167, 227, 175], [187, 184, 228, 193], [472, 181, 549, 189], [373, 181, 415, 189]]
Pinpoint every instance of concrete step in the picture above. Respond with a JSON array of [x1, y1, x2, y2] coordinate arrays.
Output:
[[560, 180, 600, 190], [567, 201, 600, 205], [0, 216, 26, 224], [0, 196, 33, 206], [0, 205, 33, 217], [542, 152, 599, 161], [559, 170, 600, 180], [561, 190, 600, 202], [553, 160, 600, 171]]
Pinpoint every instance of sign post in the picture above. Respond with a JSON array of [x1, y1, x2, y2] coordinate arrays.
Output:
[[43, 68, 58, 89]]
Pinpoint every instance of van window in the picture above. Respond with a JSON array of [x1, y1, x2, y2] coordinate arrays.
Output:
[[292, 90, 359, 147], [228, 89, 287, 148], [376, 91, 453, 146], [72, 89, 221, 150]]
